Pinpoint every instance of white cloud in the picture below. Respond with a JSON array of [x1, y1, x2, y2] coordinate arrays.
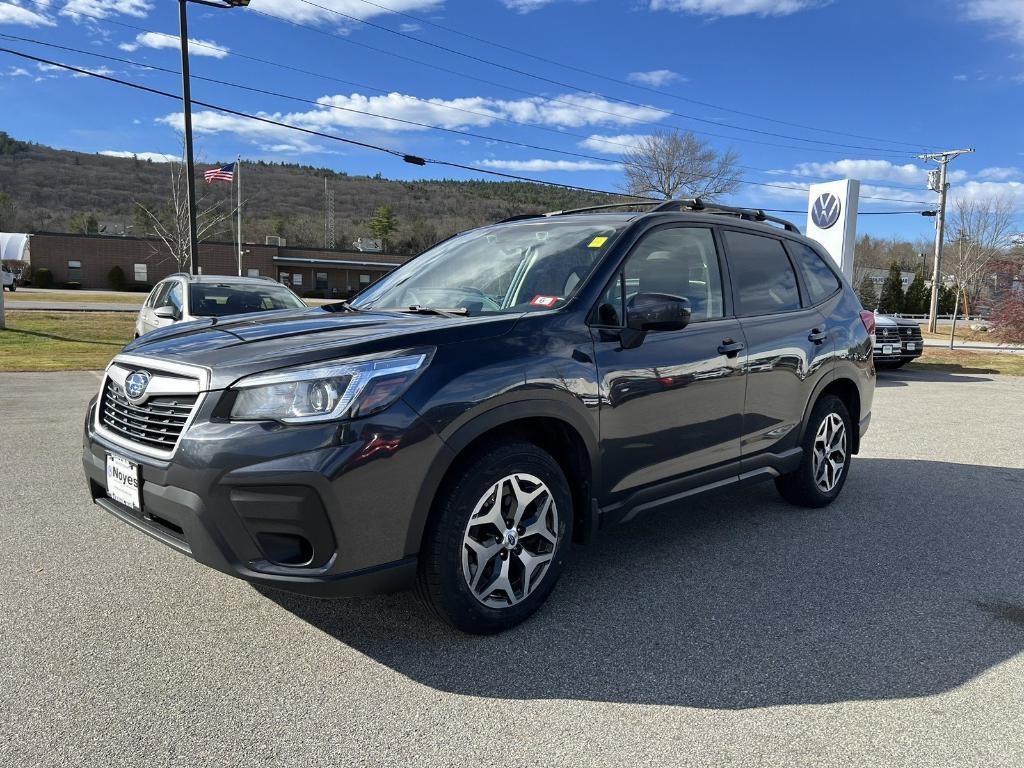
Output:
[[261, 143, 303, 153], [72, 65, 114, 78], [158, 110, 323, 153], [953, 73, 969, 81], [60, 0, 151, 20], [477, 159, 618, 172], [951, 180, 1024, 209], [156, 90, 671, 158], [246, 0, 441, 24], [501, 0, 555, 11], [120, 32, 229, 58], [778, 159, 931, 185], [579, 133, 651, 154], [648, 0, 822, 17], [0, 1, 56, 26], [628, 69, 685, 87], [977, 166, 1021, 181], [495, 93, 668, 127], [398, 22, 421, 32], [962, 0, 1024, 43], [100, 150, 178, 162], [4, 66, 31, 77]]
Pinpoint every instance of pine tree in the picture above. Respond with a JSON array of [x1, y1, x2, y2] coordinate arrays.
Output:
[[856, 276, 878, 310], [903, 268, 929, 315], [368, 205, 397, 249], [878, 262, 905, 314], [938, 284, 958, 315]]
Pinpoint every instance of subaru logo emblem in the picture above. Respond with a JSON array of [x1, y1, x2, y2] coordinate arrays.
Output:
[[811, 193, 841, 230], [124, 371, 151, 403], [505, 530, 518, 547]]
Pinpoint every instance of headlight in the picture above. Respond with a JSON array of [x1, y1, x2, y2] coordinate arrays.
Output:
[[230, 349, 432, 424]]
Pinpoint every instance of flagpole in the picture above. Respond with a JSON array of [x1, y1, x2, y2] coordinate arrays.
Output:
[[236, 155, 242, 277]]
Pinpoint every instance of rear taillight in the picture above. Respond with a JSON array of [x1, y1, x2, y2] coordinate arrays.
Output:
[[859, 310, 876, 336]]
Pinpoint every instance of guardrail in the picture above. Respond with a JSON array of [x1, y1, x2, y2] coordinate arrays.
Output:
[[883, 314, 988, 322]]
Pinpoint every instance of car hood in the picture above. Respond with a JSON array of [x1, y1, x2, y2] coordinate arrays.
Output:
[[121, 306, 520, 389], [874, 314, 920, 328]]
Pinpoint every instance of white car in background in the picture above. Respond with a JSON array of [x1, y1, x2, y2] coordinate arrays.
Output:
[[135, 273, 306, 337], [2, 264, 16, 292], [873, 313, 924, 370]]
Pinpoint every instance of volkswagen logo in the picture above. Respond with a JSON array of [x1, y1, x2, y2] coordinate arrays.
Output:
[[811, 193, 842, 230], [124, 371, 151, 404]]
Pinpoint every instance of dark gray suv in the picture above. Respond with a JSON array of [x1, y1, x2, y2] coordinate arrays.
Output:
[[82, 200, 876, 633]]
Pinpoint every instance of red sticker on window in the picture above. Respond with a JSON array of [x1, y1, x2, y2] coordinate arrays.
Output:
[[530, 295, 560, 307]]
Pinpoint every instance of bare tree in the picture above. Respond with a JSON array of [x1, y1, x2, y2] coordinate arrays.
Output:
[[135, 150, 235, 272], [947, 196, 1015, 313], [622, 130, 740, 200]]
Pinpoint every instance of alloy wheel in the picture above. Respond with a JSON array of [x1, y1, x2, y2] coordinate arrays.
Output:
[[461, 473, 559, 608], [812, 412, 847, 493]]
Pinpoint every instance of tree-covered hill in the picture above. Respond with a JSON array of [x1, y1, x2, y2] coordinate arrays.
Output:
[[0, 132, 613, 254]]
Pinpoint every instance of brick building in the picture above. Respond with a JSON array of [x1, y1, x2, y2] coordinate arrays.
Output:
[[27, 232, 408, 296]]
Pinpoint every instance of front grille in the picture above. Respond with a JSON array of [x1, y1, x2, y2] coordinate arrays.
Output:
[[100, 379, 198, 452], [898, 326, 923, 341]]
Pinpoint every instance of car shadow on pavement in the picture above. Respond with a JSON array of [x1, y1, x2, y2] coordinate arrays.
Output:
[[261, 458, 1024, 709], [875, 368, 995, 387]]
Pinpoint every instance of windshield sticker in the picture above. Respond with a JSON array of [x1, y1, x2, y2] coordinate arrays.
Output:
[[530, 295, 560, 307], [588, 236, 609, 248]]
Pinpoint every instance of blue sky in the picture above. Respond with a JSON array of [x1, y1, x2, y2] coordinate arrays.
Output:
[[1, 0, 1023, 239]]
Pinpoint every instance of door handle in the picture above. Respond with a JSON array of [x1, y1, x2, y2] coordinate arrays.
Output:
[[718, 339, 745, 358], [808, 329, 828, 345]]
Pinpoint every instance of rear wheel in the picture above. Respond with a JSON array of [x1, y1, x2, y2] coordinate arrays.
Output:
[[416, 441, 573, 634], [775, 394, 852, 508]]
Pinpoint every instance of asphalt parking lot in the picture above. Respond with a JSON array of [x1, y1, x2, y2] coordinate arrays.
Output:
[[1, 368, 1022, 767]]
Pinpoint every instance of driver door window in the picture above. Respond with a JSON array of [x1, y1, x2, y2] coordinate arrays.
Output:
[[596, 227, 724, 326]]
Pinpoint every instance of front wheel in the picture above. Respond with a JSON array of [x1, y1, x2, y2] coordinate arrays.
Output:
[[416, 441, 573, 634], [775, 394, 852, 508], [8, 283, 14, 292]]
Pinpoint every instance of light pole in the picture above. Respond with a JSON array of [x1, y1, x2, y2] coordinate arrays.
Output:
[[178, 0, 250, 276]]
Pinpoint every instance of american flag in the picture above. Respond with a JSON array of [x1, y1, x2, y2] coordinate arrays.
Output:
[[204, 162, 235, 184]]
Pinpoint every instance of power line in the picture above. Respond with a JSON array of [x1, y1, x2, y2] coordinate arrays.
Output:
[[345, 0, 933, 150], [17, 0, 924, 162], [250, 4, 922, 159], [0, 33, 932, 204], [287, 0, 927, 156], [0, 45, 645, 199]]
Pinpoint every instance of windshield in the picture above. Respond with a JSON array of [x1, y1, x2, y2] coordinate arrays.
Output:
[[351, 220, 628, 315], [189, 282, 306, 317]]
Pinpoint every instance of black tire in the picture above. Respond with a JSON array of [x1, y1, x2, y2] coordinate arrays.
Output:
[[775, 394, 853, 509], [416, 440, 573, 634], [8, 283, 14, 292]]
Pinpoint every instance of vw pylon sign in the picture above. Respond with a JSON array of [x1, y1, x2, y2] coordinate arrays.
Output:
[[806, 179, 860, 281]]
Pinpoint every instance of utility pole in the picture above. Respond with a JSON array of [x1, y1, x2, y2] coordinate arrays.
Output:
[[919, 148, 974, 333], [178, 0, 200, 276]]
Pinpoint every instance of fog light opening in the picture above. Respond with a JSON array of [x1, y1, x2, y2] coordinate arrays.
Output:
[[257, 533, 314, 567]]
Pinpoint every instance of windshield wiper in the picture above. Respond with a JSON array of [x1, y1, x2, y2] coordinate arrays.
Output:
[[402, 305, 471, 317], [321, 301, 361, 313]]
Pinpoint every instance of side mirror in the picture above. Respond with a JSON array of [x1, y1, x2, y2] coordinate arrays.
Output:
[[154, 305, 179, 321], [626, 292, 691, 332]]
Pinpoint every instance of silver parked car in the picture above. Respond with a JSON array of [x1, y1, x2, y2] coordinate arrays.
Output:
[[135, 273, 306, 337]]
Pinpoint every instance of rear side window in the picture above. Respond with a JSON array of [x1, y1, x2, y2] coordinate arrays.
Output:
[[724, 231, 801, 316], [789, 242, 841, 305]]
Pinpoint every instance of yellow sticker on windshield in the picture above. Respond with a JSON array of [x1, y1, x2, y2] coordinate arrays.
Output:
[[588, 236, 609, 248]]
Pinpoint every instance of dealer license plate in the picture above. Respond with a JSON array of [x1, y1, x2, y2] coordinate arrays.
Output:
[[106, 454, 141, 511], [882, 344, 894, 355], [905, 342, 916, 351]]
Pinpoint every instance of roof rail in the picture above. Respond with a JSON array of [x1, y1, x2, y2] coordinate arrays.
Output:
[[681, 198, 801, 233], [538, 197, 800, 233]]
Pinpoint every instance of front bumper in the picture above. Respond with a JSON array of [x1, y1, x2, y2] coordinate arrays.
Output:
[[873, 340, 924, 362], [82, 393, 452, 597]]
